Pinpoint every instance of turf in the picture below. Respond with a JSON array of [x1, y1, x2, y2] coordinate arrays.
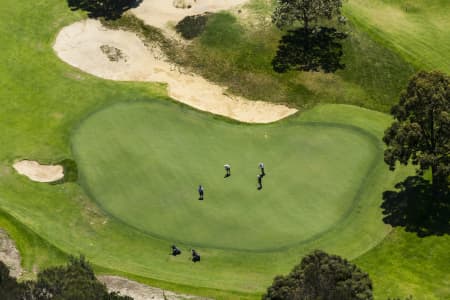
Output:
[[0, 0, 448, 299], [356, 228, 450, 299], [2, 96, 408, 295], [72, 101, 381, 251], [345, 0, 450, 73]]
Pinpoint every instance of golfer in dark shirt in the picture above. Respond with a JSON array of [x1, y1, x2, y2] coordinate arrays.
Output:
[[192, 249, 201, 262], [171, 245, 181, 256], [198, 185, 204, 200]]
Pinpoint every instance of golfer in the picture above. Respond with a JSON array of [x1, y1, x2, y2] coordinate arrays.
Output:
[[192, 249, 201, 262], [259, 162, 265, 176], [224, 164, 231, 177], [198, 184, 204, 200], [171, 245, 181, 256]]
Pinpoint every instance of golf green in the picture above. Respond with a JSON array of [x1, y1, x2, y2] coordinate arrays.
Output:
[[73, 101, 380, 251]]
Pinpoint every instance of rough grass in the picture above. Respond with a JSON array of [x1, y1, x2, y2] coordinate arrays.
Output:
[[345, 0, 450, 74], [172, 1, 416, 112], [102, 4, 415, 112]]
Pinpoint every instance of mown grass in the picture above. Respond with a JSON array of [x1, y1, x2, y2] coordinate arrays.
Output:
[[0, 0, 448, 299], [72, 101, 382, 251], [345, 0, 450, 74], [0, 209, 67, 280], [356, 228, 450, 299]]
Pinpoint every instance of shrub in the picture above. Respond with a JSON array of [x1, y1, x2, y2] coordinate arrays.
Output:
[[175, 14, 210, 40]]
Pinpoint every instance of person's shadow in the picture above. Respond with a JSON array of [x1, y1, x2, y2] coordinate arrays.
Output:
[[67, 0, 143, 20], [381, 176, 449, 237]]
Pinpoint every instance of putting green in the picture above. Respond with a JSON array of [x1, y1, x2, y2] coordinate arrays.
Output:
[[73, 101, 380, 251]]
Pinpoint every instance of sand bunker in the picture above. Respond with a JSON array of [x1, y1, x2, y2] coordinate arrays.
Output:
[[13, 160, 64, 183], [99, 275, 210, 300], [0, 229, 22, 278], [132, 0, 248, 31], [53, 20, 297, 123]]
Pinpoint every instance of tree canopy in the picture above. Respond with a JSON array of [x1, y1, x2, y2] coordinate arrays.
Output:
[[67, 0, 138, 19], [383, 71, 449, 190], [272, 0, 343, 30], [271, 0, 346, 73], [0, 256, 132, 300], [263, 250, 373, 300], [0, 261, 30, 300]]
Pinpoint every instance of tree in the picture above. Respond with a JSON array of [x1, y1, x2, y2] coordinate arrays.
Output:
[[263, 250, 373, 300], [271, 0, 346, 73], [272, 0, 343, 31], [31, 255, 133, 300], [1, 256, 132, 299], [383, 71, 450, 192], [175, 14, 210, 40], [67, 0, 138, 20], [0, 261, 29, 300]]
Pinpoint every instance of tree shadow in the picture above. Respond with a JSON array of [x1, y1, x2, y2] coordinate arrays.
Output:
[[272, 27, 347, 73], [381, 176, 450, 237], [67, 0, 142, 20]]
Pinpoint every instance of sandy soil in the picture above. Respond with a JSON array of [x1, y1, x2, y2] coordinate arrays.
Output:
[[99, 275, 210, 300], [53, 20, 297, 123], [13, 160, 64, 183], [0, 229, 22, 278], [132, 0, 248, 31]]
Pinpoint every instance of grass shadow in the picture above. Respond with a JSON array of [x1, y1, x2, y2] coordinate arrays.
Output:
[[51, 159, 78, 185], [381, 176, 450, 237]]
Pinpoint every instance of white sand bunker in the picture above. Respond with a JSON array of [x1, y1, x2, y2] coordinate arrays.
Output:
[[99, 275, 210, 300], [132, 0, 248, 30], [13, 160, 64, 183], [53, 20, 297, 123]]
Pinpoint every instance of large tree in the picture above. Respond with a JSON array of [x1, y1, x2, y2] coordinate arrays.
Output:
[[272, 0, 343, 31], [271, 0, 346, 73], [32, 255, 132, 299], [0, 261, 30, 300], [383, 71, 450, 191], [1, 256, 132, 300], [67, 0, 136, 19], [263, 250, 373, 300]]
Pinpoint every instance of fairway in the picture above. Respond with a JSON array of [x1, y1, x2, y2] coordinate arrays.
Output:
[[345, 0, 450, 73], [73, 102, 379, 251]]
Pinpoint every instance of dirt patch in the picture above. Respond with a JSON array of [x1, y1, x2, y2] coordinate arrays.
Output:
[[53, 20, 297, 123], [100, 44, 128, 62], [13, 160, 64, 183], [173, 0, 196, 9], [99, 275, 210, 300], [0, 229, 22, 278]]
